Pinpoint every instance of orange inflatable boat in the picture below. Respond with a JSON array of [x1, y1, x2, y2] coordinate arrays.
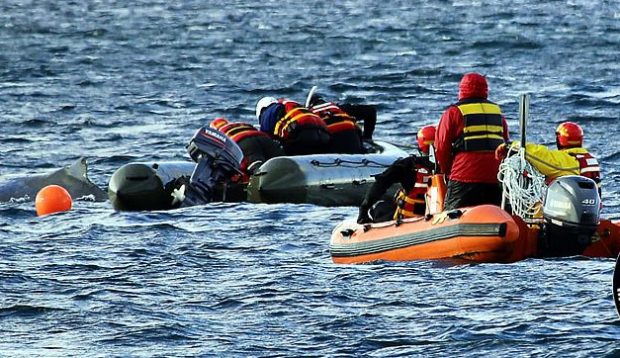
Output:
[[330, 175, 620, 264], [331, 205, 528, 264], [330, 207, 620, 264]]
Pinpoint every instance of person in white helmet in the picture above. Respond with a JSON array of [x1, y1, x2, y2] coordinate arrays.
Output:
[[255, 97, 330, 156]]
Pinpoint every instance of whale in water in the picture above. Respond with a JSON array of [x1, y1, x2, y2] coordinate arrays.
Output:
[[0, 157, 107, 202]]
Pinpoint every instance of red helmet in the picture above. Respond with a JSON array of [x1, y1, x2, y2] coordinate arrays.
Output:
[[417, 125, 436, 154], [555, 121, 583, 149], [209, 117, 229, 130]]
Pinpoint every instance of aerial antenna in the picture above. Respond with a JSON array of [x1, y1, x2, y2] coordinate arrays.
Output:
[[518, 93, 530, 152], [305, 86, 318, 108]]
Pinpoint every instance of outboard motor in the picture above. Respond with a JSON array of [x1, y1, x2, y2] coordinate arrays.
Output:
[[173, 126, 244, 207], [540, 175, 600, 257], [108, 161, 196, 211]]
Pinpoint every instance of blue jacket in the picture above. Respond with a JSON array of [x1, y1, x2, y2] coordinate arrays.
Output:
[[258, 103, 284, 134]]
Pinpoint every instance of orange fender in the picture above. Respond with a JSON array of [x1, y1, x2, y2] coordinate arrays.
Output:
[[425, 174, 446, 215]]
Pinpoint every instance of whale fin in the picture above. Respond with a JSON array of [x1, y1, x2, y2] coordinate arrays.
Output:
[[0, 158, 108, 202], [67, 157, 89, 180]]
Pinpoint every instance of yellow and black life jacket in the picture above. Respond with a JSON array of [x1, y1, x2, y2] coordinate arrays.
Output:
[[274, 99, 327, 139], [453, 99, 504, 152], [310, 102, 359, 134], [393, 165, 431, 219]]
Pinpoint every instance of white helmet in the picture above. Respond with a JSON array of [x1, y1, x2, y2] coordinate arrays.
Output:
[[255, 96, 277, 120]]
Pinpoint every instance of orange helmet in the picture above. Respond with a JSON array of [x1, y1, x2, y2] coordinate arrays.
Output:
[[555, 121, 583, 149], [209, 117, 229, 130], [416, 125, 436, 154]]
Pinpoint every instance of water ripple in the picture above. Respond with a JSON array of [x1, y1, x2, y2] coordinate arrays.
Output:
[[1, 0, 620, 356]]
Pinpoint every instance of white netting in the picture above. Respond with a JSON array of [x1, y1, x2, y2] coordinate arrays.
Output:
[[498, 147, 547, 221]]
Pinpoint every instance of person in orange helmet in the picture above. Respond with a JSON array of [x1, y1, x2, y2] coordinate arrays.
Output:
[[209, 117, 229, 131], [209, 117, 284, 178], [496, 121, 601, 193], [357, 125, 436, 224], [435, 72, 510, 210]]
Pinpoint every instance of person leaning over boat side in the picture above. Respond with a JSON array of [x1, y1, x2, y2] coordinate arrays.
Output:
[[435, 72, 509, 210], [209, 117, 285, 178], [495, 121, 601, 194], [255, 97, 331, 156], [307, 95, 364, 154], [357, 125, 436, 224]]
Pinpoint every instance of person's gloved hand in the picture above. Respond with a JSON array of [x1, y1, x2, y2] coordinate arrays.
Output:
[[357, 205, 372, 224], [495, 143, 508, 160]]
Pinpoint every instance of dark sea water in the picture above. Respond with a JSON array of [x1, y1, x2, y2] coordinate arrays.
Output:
[[1, 0, 620, 356]]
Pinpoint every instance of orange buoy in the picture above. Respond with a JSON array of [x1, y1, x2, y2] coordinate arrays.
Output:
[[35, 185, 73, 217]]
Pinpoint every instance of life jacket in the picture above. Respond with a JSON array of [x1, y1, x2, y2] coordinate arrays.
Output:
[[567, 150, 601, 184], [274, 99, 327, 139], [452, 99, 504, 153], [393, 165, 432, 219], [219, 122, 268, 143], [310, 102, 359, 134]]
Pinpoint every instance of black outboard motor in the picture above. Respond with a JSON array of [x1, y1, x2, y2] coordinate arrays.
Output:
[[173, 126, 244, 207], [540, 175, 601, 257], [108, 161, 197, 211]]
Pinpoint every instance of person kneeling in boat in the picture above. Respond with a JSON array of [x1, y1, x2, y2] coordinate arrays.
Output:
[[495, 121, 601, 195], [256, 97, 331, 156], [357, 125, 436, 224], [307, 94, 364, 154], [209, 117, 285, 181]]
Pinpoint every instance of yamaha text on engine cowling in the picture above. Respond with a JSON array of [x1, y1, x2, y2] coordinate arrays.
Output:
[[174, 126, 244, 207]]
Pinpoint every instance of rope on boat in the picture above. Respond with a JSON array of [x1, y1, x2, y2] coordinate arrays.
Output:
[[498, 147, 547, 221], [310, 158, 390, 168]]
